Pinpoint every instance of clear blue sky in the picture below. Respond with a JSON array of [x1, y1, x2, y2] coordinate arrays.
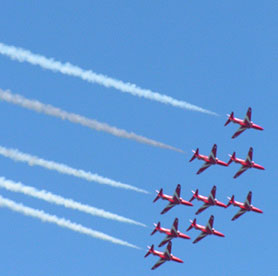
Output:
[[0, 1, 277, 275]]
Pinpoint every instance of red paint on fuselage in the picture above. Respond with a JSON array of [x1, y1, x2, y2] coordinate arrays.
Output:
[[231, 200, 263, 213], [156, 226, 190, 239], [230, 117, 264, 131], [196, 154, 228, 166], [194, 194, 226, 208], [233, 158, 265, 170], [160, 194, 193, 206], [149, 249, 183, 263], [192, 223, 224, 237]]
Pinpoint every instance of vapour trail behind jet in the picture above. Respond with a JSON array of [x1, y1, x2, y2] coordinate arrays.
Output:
[[0, 145, 148, 194], [0, 195, 140, 249], [0, 177, 146, 227], [0, 42, 217, 115], [0, 89, 183, 153]]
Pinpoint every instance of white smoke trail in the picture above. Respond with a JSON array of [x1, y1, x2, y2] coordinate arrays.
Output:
[[0, 176, 146, 227], [0, 42, 217, 115], [0, 145, 148, 194], [0, 89, 183, 154], [0, 195, 139, 249]]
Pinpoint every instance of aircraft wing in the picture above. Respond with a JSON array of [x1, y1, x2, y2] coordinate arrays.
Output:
[[151, 258, 166, 270], [197, 162, 212, 174], [245, 147, 253, 163], [196, 203, 210, 215], [233, 166, 248, 178], [171, 218, 179, 235], [172, 184, 181, 202], [208, 144, 217, 161], [244, 191, 252, 207], [205, 215, 214, 231], [232, 125, 247, 139], [208, 185, 216, 203], [244, 107, 252, 124], [164, 241, 172, 258], [161, 202, 176, 214], [232, 209, 247, 221], [159, 235, 173, 247], [193, 231, 208, 244]]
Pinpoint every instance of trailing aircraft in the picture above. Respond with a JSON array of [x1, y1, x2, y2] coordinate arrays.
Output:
[[189, 185, 227, 215], [225, 107, 263, 138], [228, 147, 265, 178], [227, 191, 263, 221], [186, 215, 225, 244], [153, 184, 193, 214], [189, 144, 229, 175], [151, 218, 190, 247], [144, 241, 183, 270]]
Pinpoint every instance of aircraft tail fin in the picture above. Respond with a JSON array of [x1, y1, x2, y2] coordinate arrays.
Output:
[[153, 189, 163, 202], [228, 152, 236, 165], [186, 218, 196, 231], [151, 222, 160, 235], [189, 189, 198, 202], [225, 112, 234, 126], [189, 148, 199, 162], [226, 195, 235, 207], [144, 245, 154, 258]]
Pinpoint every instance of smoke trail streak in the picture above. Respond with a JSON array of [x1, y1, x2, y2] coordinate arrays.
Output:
[[0, 176, 146, 227], [0, 42, 217, 115], [0, 89, 183, 154], [0, 194, 140, 249], [0, 145, 148, 194]]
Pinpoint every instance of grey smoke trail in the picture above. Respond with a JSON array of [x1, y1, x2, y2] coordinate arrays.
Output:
[[0, 42, 217, 115], [0, 145, 148, 194], [0, 194, 140, 249], [0, 89, 183, 154], [0, 176, 146, 227]]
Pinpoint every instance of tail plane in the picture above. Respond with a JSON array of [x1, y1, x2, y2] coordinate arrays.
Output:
[[186, 218, 196, 231], [189, 189, 199, 202], [224, 112, 234, 126], [151, 222, 161, 235], [144, 245, 154, 258], [153, 189, 163, 202], [189, 149, 199, 162], [228, 152, 236, 165], [226, 195, 235, 207]]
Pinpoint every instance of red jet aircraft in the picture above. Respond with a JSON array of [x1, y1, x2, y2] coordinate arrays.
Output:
[[227, 191, 263, 221], [144, 241, 183, 270], [151, 218, 190, 247], [189, 144, 229, 174], [186, 215, 225, 244], [189, 185, 227, 215], [225, 107, 264, 139], [153, 184, 193, 214], [228, 147, 265, 178]]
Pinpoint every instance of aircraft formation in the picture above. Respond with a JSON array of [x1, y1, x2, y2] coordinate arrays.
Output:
[[145, 107, 264, 270]]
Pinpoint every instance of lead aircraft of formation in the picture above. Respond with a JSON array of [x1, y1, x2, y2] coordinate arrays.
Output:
[[189, 144, 229, 174], [224, 107, 264, 138]]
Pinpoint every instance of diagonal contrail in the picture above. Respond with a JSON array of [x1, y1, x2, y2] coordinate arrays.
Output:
[[0, 145, 148, 194], [0, 89, 183, 153], [0, 194, 140, 249], [0, 42, 217, 115], [0, 176, 146, 227]]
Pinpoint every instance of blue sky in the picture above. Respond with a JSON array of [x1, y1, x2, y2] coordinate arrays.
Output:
[[0, 1, 277, 275]]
